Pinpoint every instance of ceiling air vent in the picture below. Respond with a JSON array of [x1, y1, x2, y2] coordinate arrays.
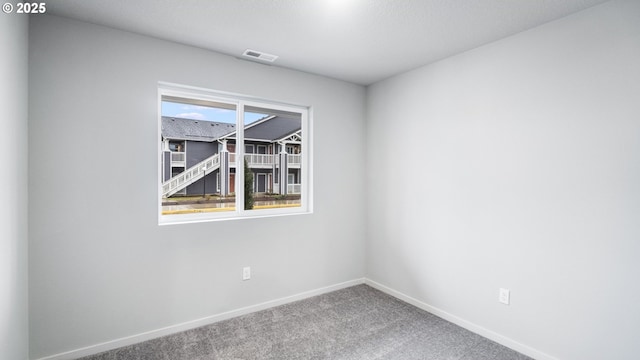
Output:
[[242, 49, 278, 63]]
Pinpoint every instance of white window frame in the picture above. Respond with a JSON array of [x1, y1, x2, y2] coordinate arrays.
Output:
[[158, 82, 313, 225]]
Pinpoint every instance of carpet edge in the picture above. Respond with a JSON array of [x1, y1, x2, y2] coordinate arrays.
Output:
[[363, 278, 559, 360], [35, 278, 366, 360]]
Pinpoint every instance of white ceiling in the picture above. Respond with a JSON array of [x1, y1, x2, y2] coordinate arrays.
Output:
[[44, 0, 611, 85]]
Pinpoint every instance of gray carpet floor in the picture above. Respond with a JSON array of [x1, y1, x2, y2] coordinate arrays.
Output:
[[80, 284, 533, 360]]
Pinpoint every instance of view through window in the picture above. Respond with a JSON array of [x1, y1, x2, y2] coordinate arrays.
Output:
[[159, 84, 310, 224]]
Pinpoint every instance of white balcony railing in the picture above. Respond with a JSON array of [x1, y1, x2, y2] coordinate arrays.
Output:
[[288, 183, 301, 194], [244, 154, 275, 168], [288, 154, 301, 167], [170, 152, 185, 167], [228, 153, 301, 168], [273, 183, 301, 194]]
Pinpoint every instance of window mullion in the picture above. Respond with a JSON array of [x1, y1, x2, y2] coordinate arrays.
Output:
[[301, 110, 310, 211], [236, 102, 245, 215]]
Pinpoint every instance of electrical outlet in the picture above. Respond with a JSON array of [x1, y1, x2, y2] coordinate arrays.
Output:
[[242, 266, 251, 281], [499, 288, 510, 305]]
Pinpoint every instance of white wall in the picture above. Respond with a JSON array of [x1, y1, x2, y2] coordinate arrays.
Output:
[[28, 15, 366, 358], [0, 5, 29, 360], [366, 1, 640, 360]]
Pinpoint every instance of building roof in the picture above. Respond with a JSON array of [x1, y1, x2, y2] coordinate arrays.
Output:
[[161, 115, 301, 143], [244, 116, 301, 141], [161, 117, 235, 142]]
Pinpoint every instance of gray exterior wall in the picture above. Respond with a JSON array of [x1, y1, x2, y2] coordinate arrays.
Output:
[[184, 140, 218, 195], [185, 170, 218, 196], [163, 151, 171, 182], [287, 169, 300, 184], [185, 141, 218, 168], [245, 140, 273, 154]]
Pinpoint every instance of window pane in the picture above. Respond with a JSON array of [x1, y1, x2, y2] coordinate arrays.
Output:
[[159, 84, 310, 224], [160, 97, 237, 216], [243, 107, 302, 211]]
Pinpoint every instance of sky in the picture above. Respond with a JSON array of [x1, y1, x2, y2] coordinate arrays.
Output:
[[162, 101, 266, 124]]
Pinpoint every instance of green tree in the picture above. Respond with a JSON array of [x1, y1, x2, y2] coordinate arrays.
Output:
[[244, 158, 254, 210]]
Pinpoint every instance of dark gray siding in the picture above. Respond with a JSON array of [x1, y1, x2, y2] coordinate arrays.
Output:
[[184, 141, 218, 196], [163, 151, 171, 181], [185, 141, 218, 167], [186, 169, 218, 196]]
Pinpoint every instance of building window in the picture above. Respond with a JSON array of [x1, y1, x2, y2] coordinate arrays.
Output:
[[158, 82, 312, 224]]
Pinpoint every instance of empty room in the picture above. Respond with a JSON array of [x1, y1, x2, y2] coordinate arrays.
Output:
[[2, 0, 639, 359]]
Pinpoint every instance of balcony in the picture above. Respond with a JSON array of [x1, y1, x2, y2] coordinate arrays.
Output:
[[228, 153, 301, 169], [273, 183, 302, 194], [170, 151, 185, 167]]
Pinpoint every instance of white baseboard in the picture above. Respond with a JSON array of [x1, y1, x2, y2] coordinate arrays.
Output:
[[36, 278, 365, 360], [364, 278, 558, 360], [37, 278, 557, 360]]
